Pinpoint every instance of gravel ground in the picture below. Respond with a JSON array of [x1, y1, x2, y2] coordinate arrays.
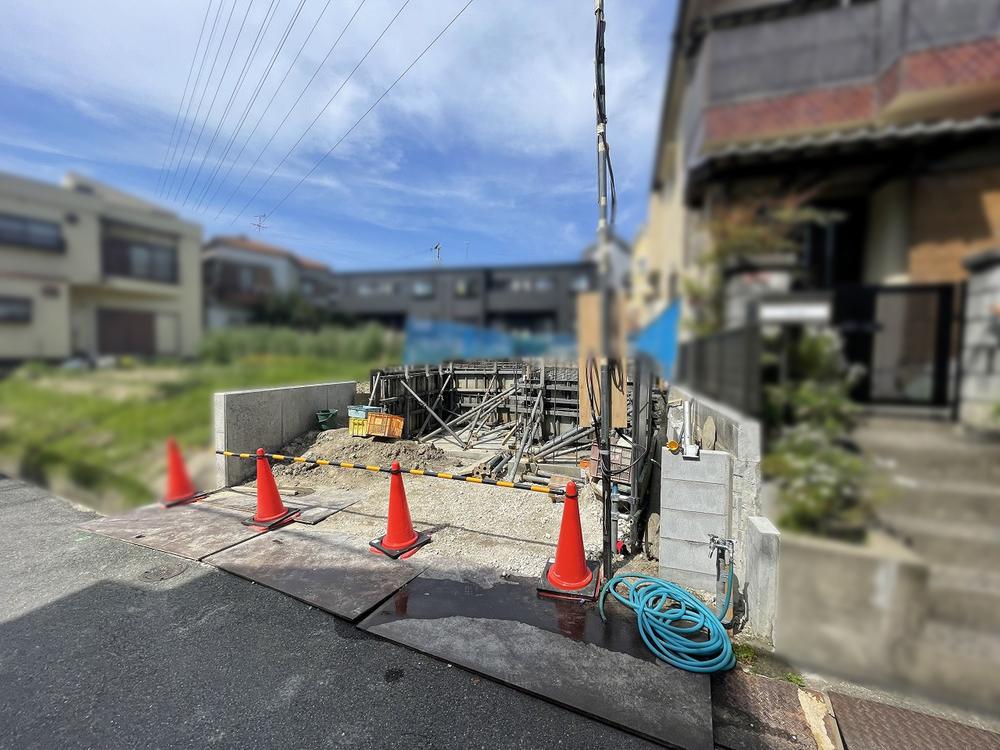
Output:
[[265, 428, 604, 577]]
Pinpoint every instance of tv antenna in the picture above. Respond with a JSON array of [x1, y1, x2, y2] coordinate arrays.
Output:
[[251, 214, 269, 232]]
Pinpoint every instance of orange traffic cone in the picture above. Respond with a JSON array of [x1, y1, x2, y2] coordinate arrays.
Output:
[[162, 438, 205, 507], [241, 448, 299, 529], [538, 481, 600, 600], [370, 461, 430, 559]]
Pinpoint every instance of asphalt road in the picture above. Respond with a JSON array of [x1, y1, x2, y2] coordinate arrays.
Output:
[[0, 476, 655, 749]]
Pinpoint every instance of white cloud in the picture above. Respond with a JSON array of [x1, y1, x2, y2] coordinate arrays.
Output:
[[0, 0, 672, 263]]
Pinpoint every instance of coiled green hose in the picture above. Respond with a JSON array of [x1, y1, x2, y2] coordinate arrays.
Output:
[[598, 569, 735, 673]]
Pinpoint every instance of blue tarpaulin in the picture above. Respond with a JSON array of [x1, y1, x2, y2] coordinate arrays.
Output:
[[631, 301, 680, 379], [403, 318, 576, 364]]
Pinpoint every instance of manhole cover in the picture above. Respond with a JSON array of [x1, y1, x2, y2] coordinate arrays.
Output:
[[139, 562, 188, 583]]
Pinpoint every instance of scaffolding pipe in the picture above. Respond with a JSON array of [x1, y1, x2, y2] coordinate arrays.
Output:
[[421, 385, 517, 442], [399, 379, 465, 448], [508, 390, 543, 480]]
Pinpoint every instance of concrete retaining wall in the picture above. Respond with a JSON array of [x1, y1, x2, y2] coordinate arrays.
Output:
[[773, 531, 928, 683], [744, 516, 780, 644], [214, 381, 357, 486]]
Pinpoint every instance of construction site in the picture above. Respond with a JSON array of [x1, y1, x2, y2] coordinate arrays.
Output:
[[73, 351, 741, 750], [4, 0, 1000, 747]]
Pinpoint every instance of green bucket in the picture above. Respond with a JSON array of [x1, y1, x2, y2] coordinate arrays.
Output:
[[316, 409, 339, 431]]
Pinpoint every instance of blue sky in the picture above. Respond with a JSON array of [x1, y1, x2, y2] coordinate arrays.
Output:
[[0, 0, 674, 270]]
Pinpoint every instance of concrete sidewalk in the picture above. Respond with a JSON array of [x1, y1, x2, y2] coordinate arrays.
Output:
[[0, 476, 653, 749]]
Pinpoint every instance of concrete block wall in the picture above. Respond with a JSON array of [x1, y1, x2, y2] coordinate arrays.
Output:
[[666, 385, 763, 579], [659, 449, 732, 592], [214, 381, 357, 486], [960, 248, 1000, 431]]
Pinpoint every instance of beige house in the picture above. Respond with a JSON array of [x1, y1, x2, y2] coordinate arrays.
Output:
[[0, 171, 202, 361]]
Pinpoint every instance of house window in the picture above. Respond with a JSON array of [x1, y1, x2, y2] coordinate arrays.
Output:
[[0, 213, 64, 252], [412, 279, 434, 299], [571, 274, 591, 293], [534, 277, 554, 292], [102, 237, 178, 284], [358, 280, 396, 297], [453, 278, 479, 298], [238, 266, 255, 292], [0, 296, 32, 323]]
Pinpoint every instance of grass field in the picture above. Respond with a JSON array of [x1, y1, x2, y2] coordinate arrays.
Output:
[[0, 353, 388, 511]]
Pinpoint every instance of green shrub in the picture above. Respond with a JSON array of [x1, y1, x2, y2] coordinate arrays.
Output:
[[764, 425, 871, 538], [762, 331, 877, 539], [14, 360, 54, 380], [197, 324, 401, 364]]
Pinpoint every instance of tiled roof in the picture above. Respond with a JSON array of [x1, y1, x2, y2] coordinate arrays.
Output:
[[205, 234, 333, 273], [698, 115, 1000, 166]]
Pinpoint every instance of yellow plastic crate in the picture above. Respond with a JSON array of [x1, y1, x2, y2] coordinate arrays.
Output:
[[367, 412, 404, 439], [349, 416, 369, 437]]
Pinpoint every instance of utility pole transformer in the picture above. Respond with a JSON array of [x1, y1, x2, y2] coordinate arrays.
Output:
[[594, 0, 614, 581]]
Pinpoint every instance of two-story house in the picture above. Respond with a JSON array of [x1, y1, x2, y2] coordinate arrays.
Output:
[[202, 235, 337, 329], [0, 171, 202, 361], [331, 262, 597, 334], [634, 0, 1000, 411]]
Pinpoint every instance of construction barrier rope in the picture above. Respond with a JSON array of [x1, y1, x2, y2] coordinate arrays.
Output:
[[216, 450, 566, 496]]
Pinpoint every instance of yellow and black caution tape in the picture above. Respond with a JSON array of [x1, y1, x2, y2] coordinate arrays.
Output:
[[216, 450, 565, 496]]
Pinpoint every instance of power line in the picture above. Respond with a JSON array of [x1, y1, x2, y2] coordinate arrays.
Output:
[[259, 0, 478, 222], [164, 0, 242, 200], [196, 0, 339, 212], [193, 0, 319, 211], [212, 0, 370, 218], [181, 0, 292, 207], [229, 0, 414, 225], [155, 0, 214, 196], [171, 0, 259, 202], [158, 0, 225, 197]]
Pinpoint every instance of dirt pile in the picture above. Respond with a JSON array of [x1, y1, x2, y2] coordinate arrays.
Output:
[[272, 428, 447, 484]]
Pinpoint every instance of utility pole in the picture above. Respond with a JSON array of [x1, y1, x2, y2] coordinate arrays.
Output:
[[594, 0, 614, 581]]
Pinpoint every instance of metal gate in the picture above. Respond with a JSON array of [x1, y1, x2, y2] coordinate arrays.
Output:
[[832, 284, 962, 406]]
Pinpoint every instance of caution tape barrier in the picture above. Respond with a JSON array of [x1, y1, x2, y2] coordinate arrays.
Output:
[[216, 450, 565, 496]]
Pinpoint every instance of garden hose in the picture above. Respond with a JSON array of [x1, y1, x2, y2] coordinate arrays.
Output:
[[598, 568, 735, 674]]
